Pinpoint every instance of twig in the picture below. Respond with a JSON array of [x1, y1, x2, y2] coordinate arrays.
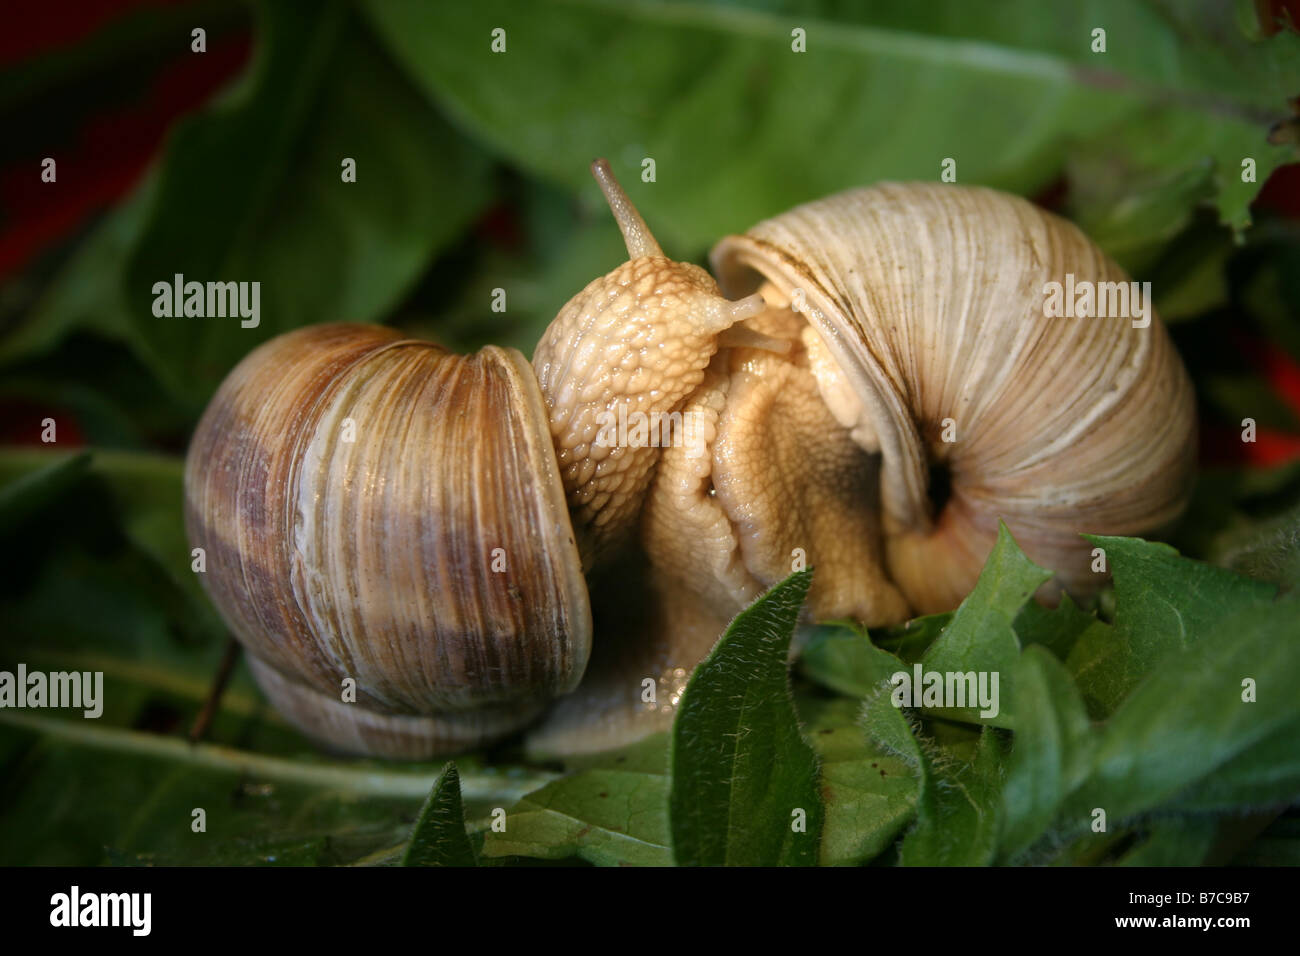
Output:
[[189, 637, 241, 744]]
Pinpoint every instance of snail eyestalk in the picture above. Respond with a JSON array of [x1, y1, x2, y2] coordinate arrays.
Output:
[[717, 316, 793, 353], [591, 158, 663, 259], [726, 292, 768, 323]]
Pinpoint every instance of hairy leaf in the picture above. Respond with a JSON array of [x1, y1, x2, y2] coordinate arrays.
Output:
[[482, 734, 671, 867], [403, 764, 477, 867], [917, 523, 1051, 728], [670, 571, 822, 866], [798, 695, 918, 866]]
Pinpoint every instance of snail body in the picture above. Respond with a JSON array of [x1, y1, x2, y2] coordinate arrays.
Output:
[[185, 163, 1195, 759]]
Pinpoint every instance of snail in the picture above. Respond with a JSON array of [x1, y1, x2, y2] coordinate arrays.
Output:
[[184, 161, 1196, 759]]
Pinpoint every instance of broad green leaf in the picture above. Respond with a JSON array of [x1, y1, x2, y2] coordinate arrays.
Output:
[[1006, 546, 1300, 857], [121, 0, 491, 412], [1168, 717, 1300, 813], [482, 734, 672, 867], [1066, 535, 1277, 717], [1062, 593, 1300, 833], [0, 446, 558, 867], [998, 647, 1097, 861], [926, 718, 987, 764], [2, 534, 222, 681], [1065, 155, 1217, 275], [365, 0, 1298, 264], [427, 191, 629, 357], [402, 764, 477, 866], [798, 695, 917, 866], [670, 571, 822, 866], [917, 523, 1051, 728]]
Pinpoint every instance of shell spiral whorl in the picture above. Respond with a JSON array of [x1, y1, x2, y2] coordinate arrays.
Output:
[[711, 182, 1196, 614]]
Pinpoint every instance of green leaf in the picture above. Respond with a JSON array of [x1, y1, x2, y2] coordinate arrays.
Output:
[[873, 612, 953, 663], [997, 542, 1300, 859], [998, 647, 1097, 861], [862, 688, 1006, 866], [365, 0, 1298, 261], [1171, 460, 1300, 578], [1167, 717, 1300, 812], [808, 527, 1047, 729], [1096, 593, 1300, 813], [0, 182, 156, 369], [799, 622, 905, 698], [1057, 593, 1300, 840], [402, 763, 477, 866], [1216, 501, 1300, 594], [903, 726, 1006, 867], [1013, 592, 1103, 660], [1115, 817, 1219, 866], [0, 711, 552, 865], [0, 447, 220, 645], [860, 684, 925, 766], [0, 2, 243, 371], [1066, 535, 1277, 717], [121, 0, 491, 412], [482, 734, 672, 867], [917, 522, 1051, 727], [798, 695, 918, 866], [669, 570, 822, 866], [1145, 217, 1234, 322], [0, 452, 91, 536]]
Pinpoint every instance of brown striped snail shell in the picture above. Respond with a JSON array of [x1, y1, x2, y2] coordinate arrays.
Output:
[[184, 162, 1195, 759], [183, 326, 591, 758]]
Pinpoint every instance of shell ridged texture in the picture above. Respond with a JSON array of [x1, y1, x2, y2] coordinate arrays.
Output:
[[184, 324, 590, 749], [713, 183, 1196, 611]]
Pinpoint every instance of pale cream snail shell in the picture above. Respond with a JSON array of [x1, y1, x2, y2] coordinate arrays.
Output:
[[184, 161, 1195, 759]]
